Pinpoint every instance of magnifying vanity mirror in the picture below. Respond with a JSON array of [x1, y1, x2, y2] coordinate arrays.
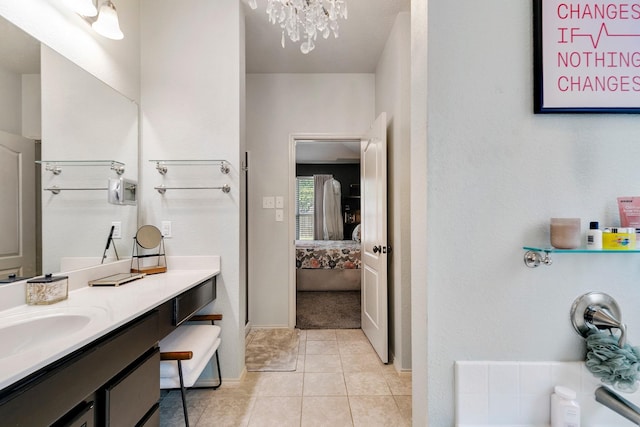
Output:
[[0, 16, 139, 278], [131, 225, 167, 275], [135, 225, 163, 249]]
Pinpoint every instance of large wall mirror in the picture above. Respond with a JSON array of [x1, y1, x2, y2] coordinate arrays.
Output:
[[0, 16, 138, 278]]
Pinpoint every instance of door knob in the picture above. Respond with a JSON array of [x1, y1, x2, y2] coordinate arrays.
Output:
[[373, 245, 382, 254]]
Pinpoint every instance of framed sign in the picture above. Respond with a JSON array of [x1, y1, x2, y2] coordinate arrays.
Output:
[[533, 0, 640, 113]]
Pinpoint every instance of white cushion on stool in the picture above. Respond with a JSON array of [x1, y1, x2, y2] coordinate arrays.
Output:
[[159, 324, 221, 389]]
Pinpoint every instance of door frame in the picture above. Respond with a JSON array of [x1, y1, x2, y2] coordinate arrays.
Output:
[[287, 133, 363, 328]]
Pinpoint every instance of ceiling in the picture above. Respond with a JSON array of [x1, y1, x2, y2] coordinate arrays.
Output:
[[1, 1, 409, 76], [242, 0, 410, 73]]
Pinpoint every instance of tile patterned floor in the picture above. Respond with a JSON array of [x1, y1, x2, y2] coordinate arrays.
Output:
[[159, 328, 412, 426]]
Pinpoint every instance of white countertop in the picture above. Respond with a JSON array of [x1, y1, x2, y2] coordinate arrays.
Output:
[[0, 266, 219, 391]]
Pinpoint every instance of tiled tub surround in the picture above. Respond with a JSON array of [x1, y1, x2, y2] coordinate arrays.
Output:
[[0, 256, 220, 390], [456, 361, 640, 426]]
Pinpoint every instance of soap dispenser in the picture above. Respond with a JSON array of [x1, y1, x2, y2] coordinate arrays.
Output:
[[551, 385, 580, 427]]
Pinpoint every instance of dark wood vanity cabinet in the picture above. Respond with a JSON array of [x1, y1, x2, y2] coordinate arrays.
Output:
[[0, 276, 216, 426]]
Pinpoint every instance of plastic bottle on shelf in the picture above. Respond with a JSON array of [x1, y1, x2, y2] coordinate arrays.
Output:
[[551, 385, 580, 427], [586, 221, 602, 250]]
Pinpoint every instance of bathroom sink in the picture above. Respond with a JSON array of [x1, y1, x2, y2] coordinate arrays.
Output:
[[0, 307, 106, 359]]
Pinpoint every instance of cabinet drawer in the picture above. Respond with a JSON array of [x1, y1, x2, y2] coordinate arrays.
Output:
[[138, 403, 160, 427], [105, 348, 160, 427], [53, 400, 95, 427], [173, 277, 216, 326]]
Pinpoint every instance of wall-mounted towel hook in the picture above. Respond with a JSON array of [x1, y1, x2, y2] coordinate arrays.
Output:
[[570, 292, 626, 347]]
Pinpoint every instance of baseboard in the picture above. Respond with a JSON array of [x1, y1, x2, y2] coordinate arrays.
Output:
[[193, 368, 247, 387], [389, 354, 411, 375], [249, 324, 291, 329]]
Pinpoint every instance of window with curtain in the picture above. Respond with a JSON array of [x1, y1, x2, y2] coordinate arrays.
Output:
[[296, 177, 314, 240]]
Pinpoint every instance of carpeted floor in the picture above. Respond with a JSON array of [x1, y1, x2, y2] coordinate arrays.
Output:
[[245, 328, 300, 372], [296, 291, 361, 329]]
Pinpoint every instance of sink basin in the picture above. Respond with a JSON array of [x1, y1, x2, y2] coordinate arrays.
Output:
[[0, 307, 106, 359]]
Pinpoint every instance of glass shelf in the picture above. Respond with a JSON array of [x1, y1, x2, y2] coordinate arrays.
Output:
[[523, 246, 640, 253], [149, 159, 229, 174], [523, 245, 640, 268], [36, 160, 125, 175]]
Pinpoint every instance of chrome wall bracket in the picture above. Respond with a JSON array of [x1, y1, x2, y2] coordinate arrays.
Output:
[[523, 250, 553, 268], [45, 164, 62, 175], [155, 161, 168, 175]]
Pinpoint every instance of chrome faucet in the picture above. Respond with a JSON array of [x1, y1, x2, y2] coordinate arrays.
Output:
[[595, 386, 640, 425]]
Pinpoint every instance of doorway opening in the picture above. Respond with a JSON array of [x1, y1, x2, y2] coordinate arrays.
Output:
[[288, 135, 362, 330]]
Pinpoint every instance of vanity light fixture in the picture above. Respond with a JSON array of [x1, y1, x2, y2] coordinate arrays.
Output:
[[67, 0, 124, 40], [91, 1, 124, 40]]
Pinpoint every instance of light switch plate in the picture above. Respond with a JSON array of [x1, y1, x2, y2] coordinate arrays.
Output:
[[161, 220, 172, 238], [111, 222, 121, 239], [263, 196, 275, 209], [275, 196, 284, 209]]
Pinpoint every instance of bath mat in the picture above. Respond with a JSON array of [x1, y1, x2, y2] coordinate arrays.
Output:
[[245, 328, 299, 372], [296, 291, 361, 329]]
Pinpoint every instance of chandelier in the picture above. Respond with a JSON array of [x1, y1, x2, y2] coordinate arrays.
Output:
[[248, 0, 348, 54]]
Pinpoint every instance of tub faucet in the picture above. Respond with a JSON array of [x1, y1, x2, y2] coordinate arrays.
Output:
[[595, 386, 640, 425]]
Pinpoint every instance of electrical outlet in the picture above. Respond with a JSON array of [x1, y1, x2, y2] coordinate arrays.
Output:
[[275, 196, 284, 209], [263, 196, 275, 209], [161, 221, 172, 238], [111, 222, 121, 239], [275, 209, 284, 222]]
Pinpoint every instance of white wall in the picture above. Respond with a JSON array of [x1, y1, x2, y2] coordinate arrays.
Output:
[[376, 12, 412, 372], [0, 65, 21, 134], [140, 0, 245, 380], [21, 74, 41, 139], [411, 1, 428, 424], [425, 1, 640, 424], [0, 0, 140, 101], [246, 74, 375, 327], [0, 69, 40, 138]]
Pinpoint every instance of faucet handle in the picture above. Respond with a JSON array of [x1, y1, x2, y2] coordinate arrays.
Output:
[[586, 306, 626, 347], [571, 292, 626, 347]]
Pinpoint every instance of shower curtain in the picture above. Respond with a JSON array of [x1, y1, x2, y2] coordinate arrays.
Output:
[[323, 178, 343, 240]]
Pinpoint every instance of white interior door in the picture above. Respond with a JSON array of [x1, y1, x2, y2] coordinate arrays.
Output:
[[0, 130, 36, 277], [361, 113, 388, 363]]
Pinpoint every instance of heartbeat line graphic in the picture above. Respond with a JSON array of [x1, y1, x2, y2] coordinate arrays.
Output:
[[571, 22, 640, 48]]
